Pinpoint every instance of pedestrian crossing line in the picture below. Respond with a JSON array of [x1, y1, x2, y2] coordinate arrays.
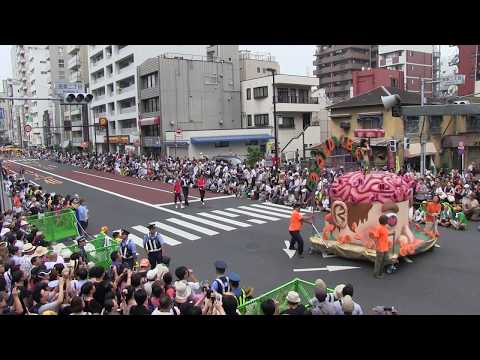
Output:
[[226, 208, 281, 221], [250, 204, 294, 215], [166, 218, 219, 236], [211, 210, 240, 218], [152, 221, 201, 241], [248, 219, 266, 224], [197, 212, 251, 228], [238, 206, 291, 219], [128, 233, 145, 248], [263, 202, 311, 213], [131, 225, 182, 246], [179, 214, 237, 232]]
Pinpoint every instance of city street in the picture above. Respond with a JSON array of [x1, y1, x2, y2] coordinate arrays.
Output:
[[5, 158, 480, 314]]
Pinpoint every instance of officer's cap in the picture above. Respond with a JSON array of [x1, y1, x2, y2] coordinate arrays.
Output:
[[229, 272, 240, 283], [214, 260, 227, 270]]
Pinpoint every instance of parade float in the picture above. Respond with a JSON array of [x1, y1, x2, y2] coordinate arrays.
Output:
[[310, 171, 438, 263], [306, 134, 438, 264]]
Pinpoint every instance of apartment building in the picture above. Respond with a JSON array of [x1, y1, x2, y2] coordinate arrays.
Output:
[[63, 45, 90, 149], [10, 45, 69, 147], [0, 81, 13, 144], [457, 45, 480, 96], [87, 45, 206, 153], [239, 50, 280, 81], [352, 68, 404, 97], [241, 73, 323, 160], [378, 45, 437, 95], [313, 45, 378, 102]]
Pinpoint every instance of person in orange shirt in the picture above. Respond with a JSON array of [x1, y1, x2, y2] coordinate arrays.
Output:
[[288, 204, 312, 258], [425, 195, 441, 243], [370, 215, 391, 279]]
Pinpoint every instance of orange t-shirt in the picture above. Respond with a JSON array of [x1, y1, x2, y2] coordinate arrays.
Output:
[[425, 202, 441, 223], [289, 210, 303, 231], [375, 224, 390, 253]]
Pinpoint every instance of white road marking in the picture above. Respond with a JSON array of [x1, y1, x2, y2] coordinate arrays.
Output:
[[248, 219, 266, 224], [178, 213, 236, 231], [154, 195, 235, 207], [128, 233, 145, 248], [152, 221, 200, 241], [283, 240, 296, 259], [166, 218, 219, 236], [131, 225, 182, 246], [238, 206, 291, 219], [250, 204, 294, 214], [197, 212, 251, 228], [72, 170, 200, 199], [29, 180, 40, 187], [211, 210, 239, 218], [226, 208, 280, 221], [293, 265, 361, 272], [263, 202, 311, 213]]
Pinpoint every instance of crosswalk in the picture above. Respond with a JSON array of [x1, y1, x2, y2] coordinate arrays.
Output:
[[120, 202, 315, 250]]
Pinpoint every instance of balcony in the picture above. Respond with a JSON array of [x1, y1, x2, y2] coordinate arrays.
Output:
[[67, 56, 81, 69], [117, 84, 135, 95], [142, 136, 162, 147], [92, 76, 105, 85], [67, 45, 80, 55], [93, 93, 105, 101], [71, 120, 83, 128], [275, 96, 319, 104], [90, 57, 104, 70], [117, 63, 135, 75], [119, 105, 136, 114], [118, 127, 138, 136], [69, 71, 81, 83]]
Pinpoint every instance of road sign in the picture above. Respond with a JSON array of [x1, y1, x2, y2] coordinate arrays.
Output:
[[54, 82, 85, 96], [24, 125, 32, 133], [458, 141, 465, 155], [441, 74, 465, 86]]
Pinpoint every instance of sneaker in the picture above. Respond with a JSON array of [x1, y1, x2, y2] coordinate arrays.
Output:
[[375, 274, 385, 279], [202, 201, 205, 206], [434, 244, 441, 248], [181, 205, 184, 209], [175, 204, 178, 209], [404, 257, 413, 263]]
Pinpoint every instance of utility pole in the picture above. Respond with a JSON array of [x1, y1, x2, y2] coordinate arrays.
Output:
[[267, 68, 279, 167], [420, 78, 426, 176]]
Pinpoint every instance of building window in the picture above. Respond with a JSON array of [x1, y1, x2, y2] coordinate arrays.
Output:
[[142, 97, 159, 113], [279, 117, 295, 129], [358, 115, 382, 129], [429, 115, 442, 134], [214, 141, 229, 148], [246, 88, 251, 100], [247, 114, 252, 127], [405, 116, 420, 134], [254, 114, 269, 127], [142, 73, 157, 89], [467, 115, 480, 132], [257, 67, 260, 73], [58, 59, 64, 68], [253, 86, 268, 99], [262, 68, 266, 73], [391, 78, 398, 88]]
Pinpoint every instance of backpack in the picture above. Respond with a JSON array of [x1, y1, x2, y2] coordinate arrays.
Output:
[[214, 276, 230, 295]]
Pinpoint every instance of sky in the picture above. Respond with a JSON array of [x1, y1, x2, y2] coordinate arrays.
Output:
[[0, 45, 457, 82]]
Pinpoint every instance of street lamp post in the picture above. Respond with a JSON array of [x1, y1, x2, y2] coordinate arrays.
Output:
[[267, 68, 279, 167]]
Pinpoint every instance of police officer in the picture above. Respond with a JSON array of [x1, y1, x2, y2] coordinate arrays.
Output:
[[181, 174, 190, 207], [228, 272, 246, 307], [119, 229, 136, 269], [210, 260, 230, 295], [143, 224, 165, 268]]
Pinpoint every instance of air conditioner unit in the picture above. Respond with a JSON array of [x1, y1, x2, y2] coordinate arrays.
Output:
[[454, 100, 470, 105], [219, 120, 224, 125]]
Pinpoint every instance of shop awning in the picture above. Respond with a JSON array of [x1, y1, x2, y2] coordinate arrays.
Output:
[[139, 117, 160, 127], [190, 134, 273, 144], [406, 142, 437, 158]]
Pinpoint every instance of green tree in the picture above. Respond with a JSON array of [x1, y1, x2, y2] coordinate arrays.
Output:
[[246, 146, 263, 167]]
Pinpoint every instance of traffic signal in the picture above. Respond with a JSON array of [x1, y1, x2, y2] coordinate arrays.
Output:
[[391, 105, 402, 117], [389, 139, 397, 152], [64, 93, 93, 104], [403, 137, 410, 150]]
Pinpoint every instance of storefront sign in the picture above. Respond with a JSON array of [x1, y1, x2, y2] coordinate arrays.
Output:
[[108, 135, 130, 144], [354, 129, 385, 138]]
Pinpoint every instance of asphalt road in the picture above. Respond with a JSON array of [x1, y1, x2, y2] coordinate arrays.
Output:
[[4, 157, 480, 314]]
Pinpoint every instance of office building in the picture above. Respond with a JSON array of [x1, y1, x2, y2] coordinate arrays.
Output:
[[457, 45, 480, 96]]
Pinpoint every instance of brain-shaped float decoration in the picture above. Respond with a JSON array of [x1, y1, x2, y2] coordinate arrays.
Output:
[[312, 171, 438, 263]]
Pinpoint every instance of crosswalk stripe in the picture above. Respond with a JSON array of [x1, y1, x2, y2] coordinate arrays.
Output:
[[248, 219, 266, 224], [226, 208, 280, 221], [128, 233, 144, 248], [166, 218, 219, 236], [211, 210, 239, 218], [238, 206, 291, 219], [197, 212, 251, 228], [263, 202, 310, 213], [152, 221, 200, 241], [179, 214, 236, 231], [250, 204, 294, 214], [131, 225, 182, 246]]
